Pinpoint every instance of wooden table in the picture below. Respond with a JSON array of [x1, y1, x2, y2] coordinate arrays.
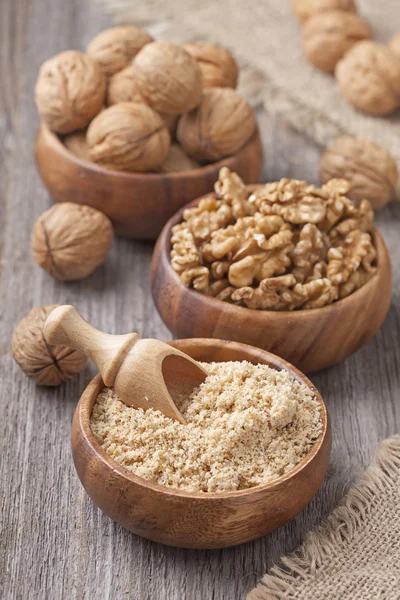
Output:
[[1, 1, 399, 598]]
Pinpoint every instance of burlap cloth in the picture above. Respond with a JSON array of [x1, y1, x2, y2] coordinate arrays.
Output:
[[94, 1, 400, 597], [97, 0, 400, 176]]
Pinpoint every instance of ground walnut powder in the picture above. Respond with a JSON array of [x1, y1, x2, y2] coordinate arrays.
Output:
[[91, 361, 322, 493]]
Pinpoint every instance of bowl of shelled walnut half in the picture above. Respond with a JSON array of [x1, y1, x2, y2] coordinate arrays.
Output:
[[34, 29, 263, 240], [151, 168, 392, 373]]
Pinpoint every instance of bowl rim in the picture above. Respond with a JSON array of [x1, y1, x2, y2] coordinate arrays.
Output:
[[75, 338, 330, 501], [154, 190, 389, 321], [38, 121, 261, 180]]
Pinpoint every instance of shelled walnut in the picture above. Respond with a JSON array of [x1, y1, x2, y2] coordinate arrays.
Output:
[[87, 26, 153, 76], [320, 136, 398, 209], [87, 102, 170, 172], [35, 51, 106, 134], [12, 305, 87, 386], [32, 203, 114, 281], [182, 42, 239, 88], [302, 11, 371, 73], [292, 0, 357, 24], [177, 88, 256, 161], [170, 168, 377, 311], [335, 41, 400, 116], [132, 41, 203, 115]]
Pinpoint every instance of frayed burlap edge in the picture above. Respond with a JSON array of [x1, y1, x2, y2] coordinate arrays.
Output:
[[247, 435, 400, 600]]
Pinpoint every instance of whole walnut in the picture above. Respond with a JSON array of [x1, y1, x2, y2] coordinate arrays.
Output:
[[292, 0, 357, 24], [132, 41, 203, 115], [35, 51, 106, 134], [182, 42, 239, 88], [177, 88, 256, 161], [87, 26, 153, 76], [157, 144, 201, 173], [303, 11, 371, 73], [389, 33, 400, 57], [87, 102, 170, 172], [64, 131, 91, 162], [12, 305, 87, 386], [161, 114, 179, 140], [32, 203, 114, 281], [335, 41, 400, 116], [320, 136, 398, 209], [106, 65, 143, 105]]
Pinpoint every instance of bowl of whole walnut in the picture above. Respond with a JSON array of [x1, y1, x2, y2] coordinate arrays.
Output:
[[34, 27, 263, 239], [151, 168, 392, 373]]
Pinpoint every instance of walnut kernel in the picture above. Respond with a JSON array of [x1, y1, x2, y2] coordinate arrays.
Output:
[[32, 203, 114, 281]]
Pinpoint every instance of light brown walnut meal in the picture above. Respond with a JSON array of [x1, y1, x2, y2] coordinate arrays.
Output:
[[302, 11, 371, 73], [12, 305, 87, 386], [177, 88, 256, 161], [35, 50, 106, 134], [131, 41, 203, 115], [87, 26, 153, 76], [32, 203, 114, 281], [320, 136, 398, 209], [170, 168, 377, 311], [182, 42, 239, 89], [87, 102, 170, 172], [335, 41, 400, 116], [292, 0, 358, 24]]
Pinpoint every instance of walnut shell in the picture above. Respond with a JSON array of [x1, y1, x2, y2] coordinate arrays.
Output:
[[106, 65, 143, 105], [12, 305, 87, 386], [35, 51, 106, 134], [132, 41, 203, 115], [389, 33, 400, 57], [87, 102, 170, 172], [63, 131, 91, 162], [177, 88, 256, 161], [32, 203, 114, 281], [335, 41, 400, 116], [182, 42, 238, 88], [320, 136, 398, 209], [303, 11, 371, 73], [87, 26, 153, 76], [157, 144, 201, 173], [160, 114, 179, 140], [292, 0, 357, 24]]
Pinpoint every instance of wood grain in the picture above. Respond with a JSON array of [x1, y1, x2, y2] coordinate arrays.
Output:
[[151, 198, 392, 374], [72, 341, 331, 549], [0, 0, 399, 598]]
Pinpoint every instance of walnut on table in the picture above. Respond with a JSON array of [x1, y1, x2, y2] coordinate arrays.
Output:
[[292, 0, 358, 24], [320, 136, 398, 210], [170, 168, 378, 311]]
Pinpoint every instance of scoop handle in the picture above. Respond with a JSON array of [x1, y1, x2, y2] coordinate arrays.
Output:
[[43, 305, 139, 386]]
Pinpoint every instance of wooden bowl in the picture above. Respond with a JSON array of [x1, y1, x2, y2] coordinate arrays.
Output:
[[35, 123, 263, 240], [72, 338, 331, 549], [151, 196, 392, 374]]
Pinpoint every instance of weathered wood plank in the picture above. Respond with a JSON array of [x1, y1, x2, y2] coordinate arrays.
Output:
[[0, 0, 399, 599]]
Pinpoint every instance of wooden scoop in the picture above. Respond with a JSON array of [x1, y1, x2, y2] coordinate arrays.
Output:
[[44, 305, 207, 423]]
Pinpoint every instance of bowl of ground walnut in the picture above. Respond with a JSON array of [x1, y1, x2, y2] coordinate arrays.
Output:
[[34, 30, 263, 239], [151, 169, 392, 373], [72, 338, 331, 548]]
